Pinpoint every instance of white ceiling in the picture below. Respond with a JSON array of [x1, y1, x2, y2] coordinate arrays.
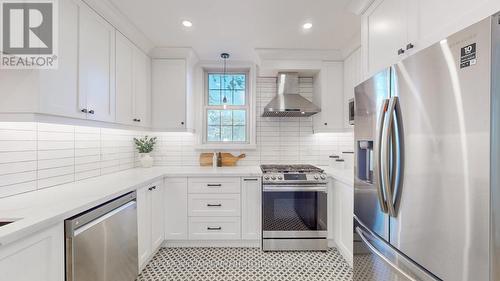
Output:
[[109, 0, 360, 61]]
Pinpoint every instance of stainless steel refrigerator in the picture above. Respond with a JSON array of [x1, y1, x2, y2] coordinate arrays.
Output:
[[353, 13, 500, 281]]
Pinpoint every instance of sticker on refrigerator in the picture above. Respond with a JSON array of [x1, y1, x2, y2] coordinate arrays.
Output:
[[460, 43, 477, 68]]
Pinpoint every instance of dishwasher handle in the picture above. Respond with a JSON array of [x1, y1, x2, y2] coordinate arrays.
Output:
[[73, 201, 136, 236]]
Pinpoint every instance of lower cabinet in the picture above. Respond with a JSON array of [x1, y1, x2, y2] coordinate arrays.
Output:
[[328, 179, 353, 264], [137, 180, 164, 269], [0, 222, 64, 281], [241, 177, 262, 240], [164, 178, 188, 240], [164, 176, 262, 243]]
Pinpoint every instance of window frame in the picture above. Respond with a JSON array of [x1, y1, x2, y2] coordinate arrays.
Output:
[[203, 70, 250, 144]]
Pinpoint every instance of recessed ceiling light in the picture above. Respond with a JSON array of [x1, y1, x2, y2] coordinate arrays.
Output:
[[303, 22, 313, 30], [182, 20, 193, 27]]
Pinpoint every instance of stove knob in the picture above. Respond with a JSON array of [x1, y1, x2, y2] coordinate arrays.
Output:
[[320, 174, 327, 180], [278, 176, 283, 180], [314, 175, 319, 180], [271, 176, 276, 180], [264, 176, 270, 180]]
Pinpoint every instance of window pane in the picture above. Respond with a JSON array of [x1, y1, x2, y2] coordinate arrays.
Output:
[[233, 90, 245, 105], [207, 126, 220, 141], [223, 74, 245, 90], [221, 126, 233, 141], [208, 90, 221, 105], [233, 126, 246, 142], [207, 110, 220, 125], [233, 110, 245, 125], [208, 74, 221, 89], [221, 110, 233, 125]]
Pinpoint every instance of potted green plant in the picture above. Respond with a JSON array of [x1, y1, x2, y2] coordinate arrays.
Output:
[[134, 136, 157, 168]]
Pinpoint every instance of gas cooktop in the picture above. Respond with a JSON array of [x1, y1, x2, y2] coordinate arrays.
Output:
[[260, 164, 324, 174], [260, 164, 327, 184]]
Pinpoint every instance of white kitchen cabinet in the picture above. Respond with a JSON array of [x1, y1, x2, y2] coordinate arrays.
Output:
[[313, 61, 345, 133], [328, 179, 353, 264], [343, 48, 362, 129], [164, 178, 188, 240], [0, 222, 64, 281], [362, 0, 411, 76], [152, 59, 193, 131], [241, 178, 261, 240], [188, 217, 241, 240], [116, 32, 152, 127], [137, 180, 164, 269], [78, 3, 116, 122], [0, 0, 81, 119]]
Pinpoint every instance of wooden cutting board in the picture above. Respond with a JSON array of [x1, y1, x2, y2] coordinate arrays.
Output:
[[199, 153, 246, 166]]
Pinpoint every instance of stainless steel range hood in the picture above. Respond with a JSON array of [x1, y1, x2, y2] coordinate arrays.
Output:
[[262, 72, 321, 117]]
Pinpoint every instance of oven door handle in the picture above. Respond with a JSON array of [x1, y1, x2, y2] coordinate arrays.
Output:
[[263, 186, 328, 192]]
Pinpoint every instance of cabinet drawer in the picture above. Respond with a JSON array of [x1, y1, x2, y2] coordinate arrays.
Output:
[[188, 194, 240, 217], [188, 177, 240, 194], [188, 217, 241, 240]]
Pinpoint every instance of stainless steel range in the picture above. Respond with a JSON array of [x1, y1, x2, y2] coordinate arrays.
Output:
[[261, 164, 328, 251]]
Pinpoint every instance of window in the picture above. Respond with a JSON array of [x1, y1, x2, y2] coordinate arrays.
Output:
[[205, 72, 248, 143]]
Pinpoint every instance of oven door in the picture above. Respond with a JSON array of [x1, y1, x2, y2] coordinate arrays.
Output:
[[262, 184, 328, 239]]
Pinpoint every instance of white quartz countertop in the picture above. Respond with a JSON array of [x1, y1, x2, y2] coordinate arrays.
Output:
[[0, 166, 261, 247], [321, 166, 354, 185], [0, 165, 351, 248]]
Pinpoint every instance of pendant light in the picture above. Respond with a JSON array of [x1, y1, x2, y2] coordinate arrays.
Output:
[[220, 53, 230, 109]]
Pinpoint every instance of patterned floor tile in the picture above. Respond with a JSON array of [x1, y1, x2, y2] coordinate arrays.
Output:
[[138, 247, 353, 281]]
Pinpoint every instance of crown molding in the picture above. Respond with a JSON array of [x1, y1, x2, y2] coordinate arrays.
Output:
[[346, 0, 375, 15]]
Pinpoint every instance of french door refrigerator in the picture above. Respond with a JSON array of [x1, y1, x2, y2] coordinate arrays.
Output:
[[353, 13, 500, 281]]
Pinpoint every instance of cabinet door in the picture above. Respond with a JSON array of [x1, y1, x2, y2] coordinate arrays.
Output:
[[79, 4, 116, 122], [313, 62, 344, 132], [133, 49, 152, 127], [39, 0, 81, 119], [339, 180, 353, 262], [115, 32, 135, 125], [0, 223, 64, 281], [152, 59, 187, 130], [362, 0, 407, 76], [343, 48, 362, 129], [137, 186, 152, 269], [150, 182, 165, 251], [164, 178, 188, 240], [241, 178, 261, 240]]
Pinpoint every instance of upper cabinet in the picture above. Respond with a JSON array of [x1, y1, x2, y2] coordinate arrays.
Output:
[[343, 48, 362, 128], [116, 32, 152, 127], [312, 61, 345, 133], [78, 3, 116, 122], [152, 59, 194, 131], [361, 0, 500, 78], [361, 0, 417, 77]]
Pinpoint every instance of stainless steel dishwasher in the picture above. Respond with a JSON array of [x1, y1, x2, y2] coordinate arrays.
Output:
[[65, 192, 138, 281]]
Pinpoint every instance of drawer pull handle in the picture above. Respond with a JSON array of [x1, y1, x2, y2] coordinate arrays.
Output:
[[207, 226, 222, 231], [207, 204, 222, 207], [244, 178, 258, 181], [207, 184, 222, 187]]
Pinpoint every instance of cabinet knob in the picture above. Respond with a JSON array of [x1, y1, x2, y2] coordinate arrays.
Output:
[[88, 110, 95, 114], [81, 109, 88, 113], [137, 119, 141, 122], [406, 43, 414, 50], [397, 48, 405, 55], [324, 123, 328, 126], [181, 121, 185, 125]]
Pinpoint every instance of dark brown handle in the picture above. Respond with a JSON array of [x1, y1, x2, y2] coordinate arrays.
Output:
[[81, 108, 88, 113], [244, 178, 258, 181], [181, 121, 185, 125], [397, 48, 405, 55], [207, 184, 222, 187], [406, 43, 414, 50], [88, 109, 95, 114], [207, 204, 222, 207], [207, 227, 222, 231]]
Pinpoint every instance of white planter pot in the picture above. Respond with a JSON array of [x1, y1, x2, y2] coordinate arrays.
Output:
[[139, 153, 154, 168]]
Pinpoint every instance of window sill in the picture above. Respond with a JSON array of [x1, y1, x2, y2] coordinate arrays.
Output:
[[194, 143, 257, 150]]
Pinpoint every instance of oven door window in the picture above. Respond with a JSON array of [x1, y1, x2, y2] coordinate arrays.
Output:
[[263, 191, 327, 231]]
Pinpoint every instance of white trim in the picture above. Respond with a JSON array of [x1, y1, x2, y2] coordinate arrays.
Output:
[[163, 240, 261, 248], [194, 61, 257, 150], [328, 239, 353, 266]]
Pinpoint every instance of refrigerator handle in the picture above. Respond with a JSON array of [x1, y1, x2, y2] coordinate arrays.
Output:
[[376, 99, 390, 214], [382, 97, 398, 217]]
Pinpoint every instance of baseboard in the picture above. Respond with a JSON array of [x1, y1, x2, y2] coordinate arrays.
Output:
[[328, 239, 353, 266], [163, 240, 261, 248]]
